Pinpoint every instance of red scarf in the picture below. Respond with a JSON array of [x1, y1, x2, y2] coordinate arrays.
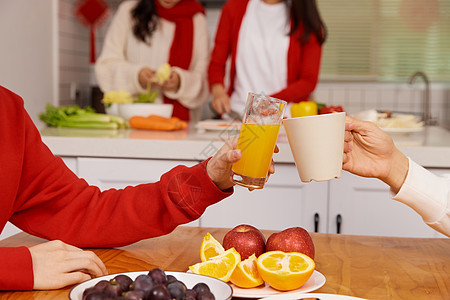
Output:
[[155, 0, 205, 121]]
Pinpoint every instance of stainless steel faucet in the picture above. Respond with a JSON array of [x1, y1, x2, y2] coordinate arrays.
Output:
[[408, 71, 435, 126]]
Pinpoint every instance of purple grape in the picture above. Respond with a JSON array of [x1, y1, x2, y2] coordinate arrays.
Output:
[[148, 268, 167, 285]]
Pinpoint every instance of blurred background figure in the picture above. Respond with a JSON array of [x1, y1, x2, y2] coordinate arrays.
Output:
[[207, 0, 327, 119], [95, 0, 210, 121]]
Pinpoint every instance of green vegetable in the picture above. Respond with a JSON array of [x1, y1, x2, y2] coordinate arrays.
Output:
[[135, 84, 158, 103], [39, 104, 126, 129]]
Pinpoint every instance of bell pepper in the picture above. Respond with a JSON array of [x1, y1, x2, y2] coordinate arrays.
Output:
[[290, 101, 318, 117], [319, 105, 345, 114]]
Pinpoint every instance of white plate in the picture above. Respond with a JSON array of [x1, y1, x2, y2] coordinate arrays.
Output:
[[230, 270, 326, 298], [196, 119, 241, 131], [261, 292, 367, 300], [381, 127, 424, 134], [69, 271, 233, 300]]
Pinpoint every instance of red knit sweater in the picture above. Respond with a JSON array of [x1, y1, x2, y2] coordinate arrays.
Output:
[[0, 86, 232, 290], [208, 0, 323, 102]]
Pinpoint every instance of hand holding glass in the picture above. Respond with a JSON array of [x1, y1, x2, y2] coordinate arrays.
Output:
[[232, 93, 286, 189]]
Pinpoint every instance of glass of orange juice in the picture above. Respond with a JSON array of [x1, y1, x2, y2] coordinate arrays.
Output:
[[232, 93, 286, 189]]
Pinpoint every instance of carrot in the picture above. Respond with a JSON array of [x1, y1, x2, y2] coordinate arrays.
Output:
[[129, 115, 188, 130], [129, 115, 178, 130]]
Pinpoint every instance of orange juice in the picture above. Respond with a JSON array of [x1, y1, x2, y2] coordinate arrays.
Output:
[[232, 123, 281, 186]]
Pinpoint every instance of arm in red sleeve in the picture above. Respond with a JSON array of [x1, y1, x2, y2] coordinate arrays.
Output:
[[1, 86, 233, 249], [0, 247, 33, 290], [208, 1, 234, 88], [271, 34, 322, 102]]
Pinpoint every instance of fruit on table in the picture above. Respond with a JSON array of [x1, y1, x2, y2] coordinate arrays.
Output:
[[230, 254, 264, 288], [200, 232, 225, 262], [256, 251, 315, 291], [319, 105, 344, 114], [82, 268, 216, 300], [266, 227, 315, 259], [222, 224, 266, 260], [290, 101, 318, 117], [189, 248, 241, 282]]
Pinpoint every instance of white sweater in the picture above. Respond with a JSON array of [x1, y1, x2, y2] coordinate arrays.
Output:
[[95, 0, 210, 111], [392, 158, 450, 237]]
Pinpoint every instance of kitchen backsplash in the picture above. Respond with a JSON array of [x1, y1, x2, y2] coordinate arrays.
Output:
[[58, 1, 449, 128]]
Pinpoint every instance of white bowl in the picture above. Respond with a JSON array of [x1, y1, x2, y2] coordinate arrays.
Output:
[[117, 103, 173, 121]]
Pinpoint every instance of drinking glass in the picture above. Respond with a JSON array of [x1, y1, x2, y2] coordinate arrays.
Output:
[[231, 93, 286, 189]]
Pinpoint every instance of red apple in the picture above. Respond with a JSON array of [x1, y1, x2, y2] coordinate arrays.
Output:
[[266, 227, 315, 259], [222, 224, 266, 259]]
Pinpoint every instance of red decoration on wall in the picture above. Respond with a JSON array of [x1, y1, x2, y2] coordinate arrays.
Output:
[[74, 0, 109, 63]]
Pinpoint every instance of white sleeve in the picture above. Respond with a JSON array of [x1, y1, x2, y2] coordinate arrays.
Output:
[[94, 1, 146, 95], [163, 13, 210, 109], [391, 158, 450, 237]]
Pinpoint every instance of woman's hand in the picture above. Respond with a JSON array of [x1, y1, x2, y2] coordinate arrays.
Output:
[[161, 71, 181, 92], [138, 67, 156, 89], [343, 116, 409, 192], [29, 240, 108, 290], [211, 84, 231, 115], [206, 138, 277, 191]]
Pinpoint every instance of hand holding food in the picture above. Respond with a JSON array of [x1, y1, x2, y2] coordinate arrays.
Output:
[[138, 67, 156, 89], [154, 63, 172, 84]]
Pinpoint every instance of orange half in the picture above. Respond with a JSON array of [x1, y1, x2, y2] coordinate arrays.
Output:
[[256, 251, 315, 291]]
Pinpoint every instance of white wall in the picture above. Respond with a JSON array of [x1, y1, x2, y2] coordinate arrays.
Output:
[[0, 0, 58, 127]]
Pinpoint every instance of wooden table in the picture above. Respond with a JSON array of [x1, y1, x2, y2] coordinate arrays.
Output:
[[0, 226, 449, 299]]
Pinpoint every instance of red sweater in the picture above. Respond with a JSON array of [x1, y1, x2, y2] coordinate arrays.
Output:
[[0, 86, 232, 290], [208, 0, 322, 102]]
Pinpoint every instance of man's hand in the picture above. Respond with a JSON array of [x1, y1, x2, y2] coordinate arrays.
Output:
[[207, 138, 278, 191], [29, 240, 107, 290]]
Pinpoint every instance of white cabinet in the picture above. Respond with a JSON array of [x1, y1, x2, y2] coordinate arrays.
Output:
[[328, 171, 445, 238], [58, 157, 449, 238], [200, 164, 328, 232], [77, 157, 200, 227]]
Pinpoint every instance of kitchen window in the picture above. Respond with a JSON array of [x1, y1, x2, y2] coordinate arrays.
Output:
[[317, 0, 450, 82]]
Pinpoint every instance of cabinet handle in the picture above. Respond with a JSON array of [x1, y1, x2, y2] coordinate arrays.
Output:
[[336, 214, 342, 234], [314, 213, 319, 233]]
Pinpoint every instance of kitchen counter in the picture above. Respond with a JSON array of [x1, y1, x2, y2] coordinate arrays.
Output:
[[40, 125, 450, 168]]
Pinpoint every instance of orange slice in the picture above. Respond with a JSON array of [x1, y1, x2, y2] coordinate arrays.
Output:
[[189, 248, 241, 282], [256, 251, 315, 291], [200, 232, 225, 262], [230, 254, 264, 288]]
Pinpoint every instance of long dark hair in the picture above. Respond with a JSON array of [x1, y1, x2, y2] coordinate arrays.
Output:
[[290, 0, 327, 45], [132, 0, 158, 43]]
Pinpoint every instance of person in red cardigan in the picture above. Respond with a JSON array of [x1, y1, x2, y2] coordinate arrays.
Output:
[[208, 0, 327, 118], [0, 85, 275, 291]]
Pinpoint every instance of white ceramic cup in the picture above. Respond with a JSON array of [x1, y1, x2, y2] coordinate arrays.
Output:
[[283, 112, 346, 182]]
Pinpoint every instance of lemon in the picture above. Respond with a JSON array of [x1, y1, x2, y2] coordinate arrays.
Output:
[[230, 254, 264, 288], [256, 251, 315, 291], [189, 248, 241, 282], [200, 232, 225, 262]]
